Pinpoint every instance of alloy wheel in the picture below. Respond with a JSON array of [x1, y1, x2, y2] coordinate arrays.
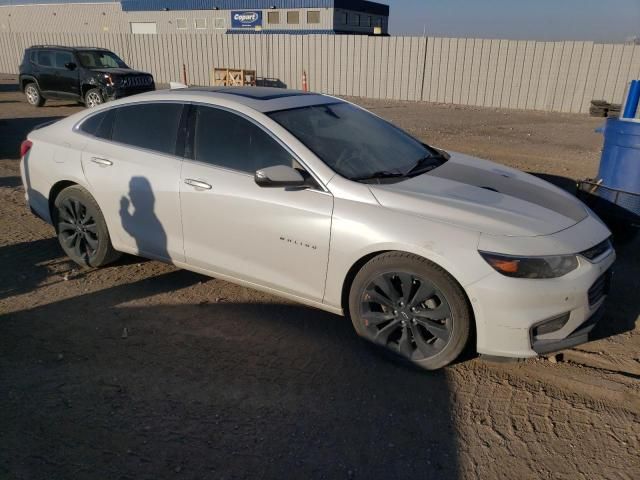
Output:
[[25, 85, 39, 105], [57, 197, 99, 262], [359, 271, 453, 361], [85, 92, 102, 107]]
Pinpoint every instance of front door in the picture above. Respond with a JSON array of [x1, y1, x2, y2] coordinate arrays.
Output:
[[80, 102, 186, 262], [52, 50, 80, 99], [179, 105, 333, 302]]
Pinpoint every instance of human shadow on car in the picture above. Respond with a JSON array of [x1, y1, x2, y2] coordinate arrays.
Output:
[[119, 176, 169, 261]]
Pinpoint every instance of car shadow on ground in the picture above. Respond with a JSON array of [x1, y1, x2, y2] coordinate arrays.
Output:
[[0, 268, 461, 479], [530, 171, 640, 341], [0, 175, 22, 188], [0, 116, 65, 159], [0, 83, 19, 92]]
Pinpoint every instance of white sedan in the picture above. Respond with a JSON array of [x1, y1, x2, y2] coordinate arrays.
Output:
[[19, 87, 615, 369]]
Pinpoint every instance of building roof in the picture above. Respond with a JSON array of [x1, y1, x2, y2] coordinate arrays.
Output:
[[0, 0, 389, 16]]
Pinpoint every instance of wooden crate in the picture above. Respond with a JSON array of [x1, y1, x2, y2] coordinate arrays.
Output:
[[212, 68, 257, 87]]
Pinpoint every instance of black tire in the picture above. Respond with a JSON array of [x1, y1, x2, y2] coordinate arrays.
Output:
[[84, 88, 103, 108], [348, 252, 471, 370], [24, 82, 45, 107], [53, 185, 120, 267]]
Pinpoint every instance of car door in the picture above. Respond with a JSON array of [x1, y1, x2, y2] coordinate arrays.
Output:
[[52, 50, 80, 99], [79, 102, 186, 262], [34, 49, 57, 94], [179, 104, 334, 302]]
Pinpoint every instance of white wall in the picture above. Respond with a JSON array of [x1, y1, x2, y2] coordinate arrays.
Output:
[[2, 31, 638, 113]]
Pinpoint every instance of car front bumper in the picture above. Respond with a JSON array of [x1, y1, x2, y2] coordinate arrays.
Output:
[[466, 249, 616, 358], [102, 84, 155, 101]]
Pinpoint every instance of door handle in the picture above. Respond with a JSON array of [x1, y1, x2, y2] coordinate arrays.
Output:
[[90, 157, 113, 167], [184, 178, 212, 190]]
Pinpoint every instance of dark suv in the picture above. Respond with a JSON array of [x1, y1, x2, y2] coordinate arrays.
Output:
[[19, 45, 155, 108]]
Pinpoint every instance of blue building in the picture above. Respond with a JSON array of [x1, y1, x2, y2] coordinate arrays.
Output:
[[0, 0, 389, 35]]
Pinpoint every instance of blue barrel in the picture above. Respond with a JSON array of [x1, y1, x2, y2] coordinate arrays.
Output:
[[596, 118, 640, 215]]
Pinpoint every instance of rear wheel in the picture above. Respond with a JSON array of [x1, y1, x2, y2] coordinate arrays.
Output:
[[24, 82, 45, 107], [84, 88, 103, 108], [53, 185, 120, 267], [348, 252, 471, 370]]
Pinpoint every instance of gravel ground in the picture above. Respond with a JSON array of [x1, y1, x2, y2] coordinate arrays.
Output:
[[1, 76, 639, 480]]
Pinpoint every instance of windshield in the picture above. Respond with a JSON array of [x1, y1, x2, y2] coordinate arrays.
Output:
[[77, 50, 128, 69], [267, 102, 442, 181]]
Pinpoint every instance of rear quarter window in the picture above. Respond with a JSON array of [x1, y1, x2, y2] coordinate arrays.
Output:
[[79, 109, 115, 140], [111, 103, 184, 155]]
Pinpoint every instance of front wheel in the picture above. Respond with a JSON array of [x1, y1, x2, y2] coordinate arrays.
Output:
[[84, 88, 103, 108], [348, 252, 471, 370], [53, 185, 120, 267]]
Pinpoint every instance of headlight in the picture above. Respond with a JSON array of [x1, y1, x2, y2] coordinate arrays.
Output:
[[479, 251, 579, 279]]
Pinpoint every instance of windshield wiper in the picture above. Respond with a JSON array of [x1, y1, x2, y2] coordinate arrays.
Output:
[[404, 153, 446, 177], [350, 170, 407, 182]]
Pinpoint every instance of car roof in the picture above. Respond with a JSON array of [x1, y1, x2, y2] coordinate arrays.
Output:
[[133, 86, 340, 113], [28, 45, 111, 52]]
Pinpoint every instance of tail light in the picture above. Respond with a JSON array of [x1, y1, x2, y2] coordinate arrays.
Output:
[[20, 139, 33, 158]]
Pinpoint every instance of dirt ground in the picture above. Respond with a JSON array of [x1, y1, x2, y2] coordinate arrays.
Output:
[[1, 75, 639, 480]]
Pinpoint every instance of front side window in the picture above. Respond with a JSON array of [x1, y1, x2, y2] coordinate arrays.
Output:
[[54, 51, 74, 69], [268, 103, 441, 180], [111, 103, 183, 155], [268, 11, 280, 24], [192, 106, 293, 174], [350, 14, 360, 26], [77, 50, 127, 69], [287, 11, 300, 24]]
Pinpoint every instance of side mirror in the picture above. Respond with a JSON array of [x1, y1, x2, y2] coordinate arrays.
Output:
[[255, 165, 305, 188], [65, 62, 77, 71]]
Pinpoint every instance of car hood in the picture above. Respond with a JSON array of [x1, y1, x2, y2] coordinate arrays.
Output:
[[90, 68, 150, 77], [368, 151, 588, 237]]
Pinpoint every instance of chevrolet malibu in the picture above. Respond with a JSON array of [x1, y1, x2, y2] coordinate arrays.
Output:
[[19, 87, 615, 370]]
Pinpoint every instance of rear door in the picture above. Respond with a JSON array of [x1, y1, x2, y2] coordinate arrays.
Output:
[[79, 102, 186, 262], [34, 49, 57, 94], [179, 105, 333, 302]]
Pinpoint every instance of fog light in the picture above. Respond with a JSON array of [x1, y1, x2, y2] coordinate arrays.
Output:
[[532, 313, 570, 337]]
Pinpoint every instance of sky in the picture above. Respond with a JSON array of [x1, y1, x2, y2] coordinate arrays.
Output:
[[383, 0, 640, 42]]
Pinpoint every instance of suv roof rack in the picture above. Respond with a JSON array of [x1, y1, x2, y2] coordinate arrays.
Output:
[[28, 45, 109, 50]]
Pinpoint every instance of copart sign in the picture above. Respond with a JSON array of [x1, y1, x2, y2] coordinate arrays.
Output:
[[231, 11, 263, 28]]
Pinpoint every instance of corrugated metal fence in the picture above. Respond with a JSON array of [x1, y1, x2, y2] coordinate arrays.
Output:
[[1, 31, 639, 113]]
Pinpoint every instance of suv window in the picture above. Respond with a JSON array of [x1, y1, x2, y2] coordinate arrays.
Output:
[[79, 109, 115, 139], [36, 50, 54, 67], [54, 51, 74, 69], [111, 103, 183, 155], [192, 106, 294, 173]]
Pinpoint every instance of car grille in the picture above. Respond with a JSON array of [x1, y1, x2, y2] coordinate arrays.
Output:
[[580, 238, 612, 261], [588, 270, 612, 306], [121, 75, 153, 88]]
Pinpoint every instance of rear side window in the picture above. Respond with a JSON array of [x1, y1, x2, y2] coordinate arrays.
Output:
[[36, 50, 54, 67], [79, 109, 115, 139], [54, 51, 74, 69], [111, 103, 183, 155], [192, 106, 293, 173]]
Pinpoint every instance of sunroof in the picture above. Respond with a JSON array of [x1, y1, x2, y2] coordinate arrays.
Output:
[[187, 86, 312, 101]]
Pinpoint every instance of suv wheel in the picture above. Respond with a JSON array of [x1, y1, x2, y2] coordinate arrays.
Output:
[[24, 82, 45, 107], [84, 88, 103, 108], [348, 252, 471, 370]]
